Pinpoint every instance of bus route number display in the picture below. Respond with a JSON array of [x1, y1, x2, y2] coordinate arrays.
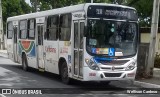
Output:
[[87, 5, 138, 21]]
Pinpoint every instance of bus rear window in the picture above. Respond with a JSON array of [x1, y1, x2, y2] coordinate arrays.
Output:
[[7, 22, 13, 39]]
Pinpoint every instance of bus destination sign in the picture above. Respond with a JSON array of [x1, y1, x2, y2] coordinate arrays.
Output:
[[87, 5, 138, 21], [105, 10, 128, 17]]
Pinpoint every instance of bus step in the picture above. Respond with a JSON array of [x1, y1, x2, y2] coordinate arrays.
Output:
[[38, 68, 45, 72]]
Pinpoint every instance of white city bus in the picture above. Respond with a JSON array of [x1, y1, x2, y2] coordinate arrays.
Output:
[[6, 3, 139, 84]]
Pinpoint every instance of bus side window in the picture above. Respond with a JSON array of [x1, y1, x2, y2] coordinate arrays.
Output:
[[44, 17, 47, 40], [38, 26, 42, 45], [13, 26, 17, 43], [46, 15, 58, 40], [80, 22, 85, 49], [59, 13, 71, 41], [7, 22, 13, 39], [28, 19, 35, 39], [19, 20, 27, 39], [44, 31, 47, 40], [74, 23, 78, 48]]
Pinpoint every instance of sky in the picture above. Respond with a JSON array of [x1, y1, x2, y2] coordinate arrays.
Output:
[[25, 0, 31, 6]]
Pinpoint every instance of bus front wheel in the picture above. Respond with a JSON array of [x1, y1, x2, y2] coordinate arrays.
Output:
[[60, 62, 71, 84], [100, 81, 111, 85], [22, 54, 28, 71]]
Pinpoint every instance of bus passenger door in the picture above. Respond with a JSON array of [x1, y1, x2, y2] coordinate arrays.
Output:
[[13, 25, 18, 62], [73, 20, 85, 78], [36, 24, 45, 70]]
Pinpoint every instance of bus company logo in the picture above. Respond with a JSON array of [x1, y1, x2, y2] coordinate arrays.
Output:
[[19, 41, 36, 56], [1, 89, 42, 95], [19, 41, 34, 52], [60, 48, 68, 53], [2, 89, 11, 94], [73, 13, 83, 18], [21, 41, 31, 49], [39, 19, 42, 22], [45, 46, 56, 53], [111, 66, 115, 71]]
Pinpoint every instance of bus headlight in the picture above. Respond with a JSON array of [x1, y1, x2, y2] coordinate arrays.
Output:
[[125, 62, 136, 71], [85, 58, 100, 70]]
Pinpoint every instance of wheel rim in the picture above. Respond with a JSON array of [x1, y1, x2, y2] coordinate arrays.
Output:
[[61, 63, 69, 83], [62, 66, 68, 80]]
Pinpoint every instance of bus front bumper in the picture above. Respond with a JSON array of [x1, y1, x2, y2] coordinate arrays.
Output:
[[83, 66, 137, 81]]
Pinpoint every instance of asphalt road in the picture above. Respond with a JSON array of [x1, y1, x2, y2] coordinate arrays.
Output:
[[0, 56, 159, 97]]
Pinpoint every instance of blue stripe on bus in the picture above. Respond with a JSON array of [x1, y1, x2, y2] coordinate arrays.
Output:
[[94, 57, 113, 63]]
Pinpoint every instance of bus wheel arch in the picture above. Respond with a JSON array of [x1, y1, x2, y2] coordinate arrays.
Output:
[[22, 52, 28, 71]]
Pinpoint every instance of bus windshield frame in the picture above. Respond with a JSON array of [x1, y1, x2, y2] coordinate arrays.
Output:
[[85, 18, 138, 58], [85, 5, 138, 58]]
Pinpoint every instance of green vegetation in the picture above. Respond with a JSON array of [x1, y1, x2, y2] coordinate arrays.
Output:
[[154, 54, 160, 68], [30, 0, 113, 12], [2, 0, 31, 33], [130, 0, 153, 27], [30, 0, 154, 27]]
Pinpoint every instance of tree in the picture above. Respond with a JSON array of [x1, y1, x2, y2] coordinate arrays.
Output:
[[30, 0, 154, 27], [2, 0, 31, 33], [30, 0, 80, 12], [30, 0, 113, 12], [127, 0, 153, 27], [112, 0, 154, 27]]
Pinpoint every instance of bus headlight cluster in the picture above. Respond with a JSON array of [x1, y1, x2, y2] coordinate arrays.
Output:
[[85, 58, 100, 70], [125, 62, 136, 71]]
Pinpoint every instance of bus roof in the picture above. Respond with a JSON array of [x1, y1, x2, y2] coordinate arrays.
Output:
[[7, 3, 136, 21]]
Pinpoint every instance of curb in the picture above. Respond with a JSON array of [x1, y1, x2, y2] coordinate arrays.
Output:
[[0, 53, 8, 58], [0, 53, 7, 55], [0, 50, 8, 58], [154, 68, 160, 78], [134, 81, 160, 88]]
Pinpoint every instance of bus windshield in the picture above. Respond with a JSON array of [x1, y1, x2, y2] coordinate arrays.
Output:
[[86, 19, 138, 57]]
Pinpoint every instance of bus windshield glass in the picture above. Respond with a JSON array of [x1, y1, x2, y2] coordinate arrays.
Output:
[[86, 19, 138, 57]]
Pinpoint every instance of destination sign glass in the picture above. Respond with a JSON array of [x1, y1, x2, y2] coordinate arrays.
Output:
[[87, 5, 138, 21]]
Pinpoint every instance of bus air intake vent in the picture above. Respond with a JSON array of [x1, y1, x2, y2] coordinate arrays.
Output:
[[99, 60, 129, 65], [101, 67, 124, 70], [104, 73, 122, 77]]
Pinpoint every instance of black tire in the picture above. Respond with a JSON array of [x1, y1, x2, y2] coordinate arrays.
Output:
[[22, 54, 28, 71], [60, 62, 71, 84], [100, 81, 111, 85], [130, 80, 134, 86]]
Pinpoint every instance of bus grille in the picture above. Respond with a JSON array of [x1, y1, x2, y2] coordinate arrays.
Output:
[[100, 60, 129, 65], [104, 73, 122, 77], [101, 67, 124, 70]]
